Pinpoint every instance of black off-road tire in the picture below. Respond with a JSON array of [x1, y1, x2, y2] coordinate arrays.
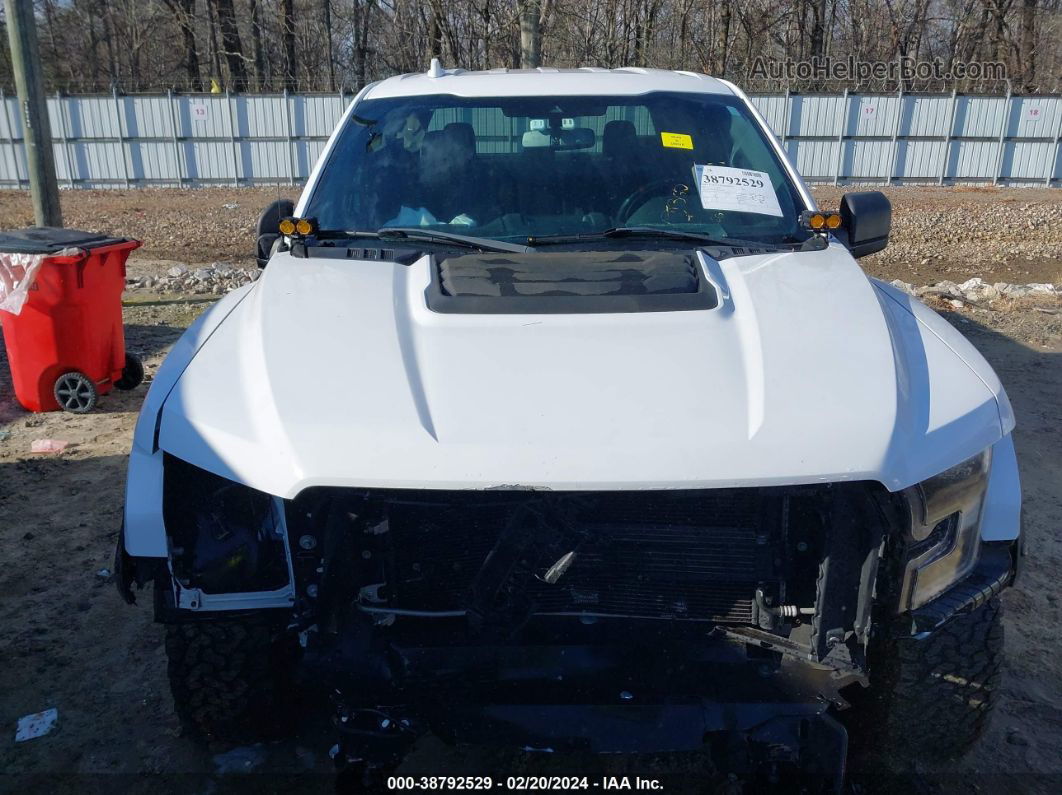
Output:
[[164, 614, 298, 742], [873, 597, 1004, 760]]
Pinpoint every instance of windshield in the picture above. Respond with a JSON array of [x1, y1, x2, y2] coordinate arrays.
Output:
[[304, 91, 810, 246]]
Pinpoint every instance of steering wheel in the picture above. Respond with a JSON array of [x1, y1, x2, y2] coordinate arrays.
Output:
[[616, 178, 695, 226]]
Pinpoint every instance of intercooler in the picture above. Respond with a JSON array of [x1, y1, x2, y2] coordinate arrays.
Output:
[[367, 489, 788, 625]]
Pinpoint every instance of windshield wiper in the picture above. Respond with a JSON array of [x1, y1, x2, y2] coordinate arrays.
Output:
[[528, 227, 795, 249], [310, 228, 531, 254], [377, 228, 531, 253], [313, 229, 381, 240]]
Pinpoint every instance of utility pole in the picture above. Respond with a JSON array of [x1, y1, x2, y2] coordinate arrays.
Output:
[[4, 0, 62, 226]]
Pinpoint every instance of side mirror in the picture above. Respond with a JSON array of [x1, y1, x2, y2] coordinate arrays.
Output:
[[838, 191, 890, 258], [255, 198, 295, 268]]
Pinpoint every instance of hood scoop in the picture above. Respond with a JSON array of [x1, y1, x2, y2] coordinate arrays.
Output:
[[428, 250, 717, 314]]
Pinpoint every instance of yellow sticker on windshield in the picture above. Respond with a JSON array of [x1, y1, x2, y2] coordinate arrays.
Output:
[[660, 132, 693, 149]]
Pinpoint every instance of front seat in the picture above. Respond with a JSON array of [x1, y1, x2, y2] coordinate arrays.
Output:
[[602, 120, 642, 213], [419, 124, 479, 223]]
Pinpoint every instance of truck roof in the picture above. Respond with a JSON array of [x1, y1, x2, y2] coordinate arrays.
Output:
[[362, 65, 734, 101]]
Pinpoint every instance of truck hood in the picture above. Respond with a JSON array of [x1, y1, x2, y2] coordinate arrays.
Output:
[[159, 246, 1006, 497]]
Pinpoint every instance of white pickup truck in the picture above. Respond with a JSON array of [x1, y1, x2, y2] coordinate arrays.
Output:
[[117, 64, 1021, 791]]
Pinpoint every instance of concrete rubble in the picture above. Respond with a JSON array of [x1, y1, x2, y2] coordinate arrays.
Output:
[[888, 277, 1060, 306], [125, 263, 260, 296]]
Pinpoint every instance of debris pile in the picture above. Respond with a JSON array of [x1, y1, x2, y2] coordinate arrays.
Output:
[[887, 277, 1061, 307], [125, 263, 260, 295]]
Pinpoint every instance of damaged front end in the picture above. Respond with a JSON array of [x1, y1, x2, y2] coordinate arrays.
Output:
[[127, 451, 904, 788], [276, 481, 891, 789]]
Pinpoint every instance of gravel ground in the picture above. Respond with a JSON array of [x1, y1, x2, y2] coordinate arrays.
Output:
[[0, 186, 1060, 793], [810, 186, 1062, 286]]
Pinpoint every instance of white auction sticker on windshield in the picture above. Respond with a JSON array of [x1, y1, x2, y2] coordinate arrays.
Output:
[[694, 165, 782, 217]]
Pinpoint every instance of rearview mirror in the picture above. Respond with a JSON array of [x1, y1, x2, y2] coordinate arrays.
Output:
[[521, 127, 595, 151], [256, 198, 295, 268], [838, 191, 890, 258]]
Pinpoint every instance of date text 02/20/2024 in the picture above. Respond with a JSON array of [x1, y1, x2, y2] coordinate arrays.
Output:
[[386, 776, 665, 791]]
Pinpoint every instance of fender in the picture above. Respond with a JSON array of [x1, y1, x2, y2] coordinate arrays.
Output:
[[982, 433, 1021, 542], [871, 279, 1020, 542], [123, 284, 255, 557]]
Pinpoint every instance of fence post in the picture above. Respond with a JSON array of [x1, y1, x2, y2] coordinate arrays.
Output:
[[833, 88, 848, 186], [1, 88, 22, 187], [938, 89, 957, 186], [1045, 98, 1061, 187], [283, 88, 296, 185], [781, 86, 790, 147], [993, 86, 1011, 185], [111, 87, 130, 188], [226, 89, 239, 187], [55, 91, 75, 188], [887, 88, 903, 186], [167, 89, 183, 187]]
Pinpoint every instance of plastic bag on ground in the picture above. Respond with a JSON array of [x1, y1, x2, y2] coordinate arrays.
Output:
[[15, 708, 58, 742], [30, 439, 68, 454]]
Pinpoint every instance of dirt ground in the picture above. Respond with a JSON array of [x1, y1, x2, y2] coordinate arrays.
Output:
[[0, 188, 1060, 794]]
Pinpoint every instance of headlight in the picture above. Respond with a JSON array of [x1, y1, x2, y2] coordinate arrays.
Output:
[[162, 454, 290, 594], [900, 448, 992, 611]]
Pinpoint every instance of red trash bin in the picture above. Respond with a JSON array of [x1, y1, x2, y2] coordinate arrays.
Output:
[[0, 227, 144, 413]]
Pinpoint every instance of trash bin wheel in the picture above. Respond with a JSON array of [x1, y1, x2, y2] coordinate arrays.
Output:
[[53, 371, 99, 413], [115, 353, 145, 391]]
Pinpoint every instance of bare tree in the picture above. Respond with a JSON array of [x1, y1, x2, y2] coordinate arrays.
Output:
[[282, 0, 297, 89], [163, 0, 203, 90], [1020, 0, 1038, 89], [249, 0, 268, 89], [519, 0, 542, 67], [321, 0, 337, 90], [1, 0, 1058, 94], [215, 0, 247, 89]]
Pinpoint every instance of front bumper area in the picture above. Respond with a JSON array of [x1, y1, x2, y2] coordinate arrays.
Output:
[[909, 540, 1018, 635], [324, 623, 850, 791], [114, 521, 165, 605]]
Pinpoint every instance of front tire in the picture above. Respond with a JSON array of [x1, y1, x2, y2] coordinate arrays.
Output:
[[164, 614, 298, 742], [873, 597, 1004, 760]]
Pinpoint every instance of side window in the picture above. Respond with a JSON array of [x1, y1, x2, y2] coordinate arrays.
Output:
[[728, 108, 782, 182], [725, 106, 801, 222]]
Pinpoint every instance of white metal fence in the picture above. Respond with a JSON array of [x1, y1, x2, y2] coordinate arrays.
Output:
[[0, 89, 1059, 188]]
